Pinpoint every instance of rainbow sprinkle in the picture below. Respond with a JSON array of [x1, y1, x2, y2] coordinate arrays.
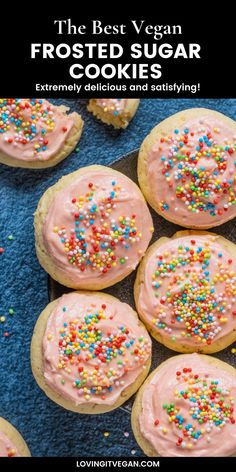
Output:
[[0, 99, 56, 159], [97, 99, 126, 117], [54, 181, 142, 274], [50, 304, 150, 401], [152, 239, 236, 345], [159, 367, 235, 449], [158, 125, 236, 216], [7, 449, 17, 458]]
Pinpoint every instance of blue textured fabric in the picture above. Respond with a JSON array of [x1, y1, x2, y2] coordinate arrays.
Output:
[[0, 98, 235, 457]]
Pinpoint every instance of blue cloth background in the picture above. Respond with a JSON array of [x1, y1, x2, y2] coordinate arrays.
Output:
[[0, 98, 236, 457]]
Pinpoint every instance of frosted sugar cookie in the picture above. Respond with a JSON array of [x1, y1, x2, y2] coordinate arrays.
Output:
[[87, 99, 140, 128], [132, 353, 236, 457], [0, 98, 83, 168], [134, 231, 236, 353], [34, 165, 153, 290], [31, 291, 152, 414], [0, 417, 30, 457], [138, 108, 236, 228]]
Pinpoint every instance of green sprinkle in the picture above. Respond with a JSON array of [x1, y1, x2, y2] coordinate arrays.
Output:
[[119, 258, 125, 264]]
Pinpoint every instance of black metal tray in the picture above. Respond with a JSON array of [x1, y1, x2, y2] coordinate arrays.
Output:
[[48, 149, 236, 414]]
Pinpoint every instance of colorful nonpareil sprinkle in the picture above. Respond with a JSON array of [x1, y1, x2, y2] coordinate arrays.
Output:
[[0, 307, 15, 337], [54, 181, 142, 274], [158, 126, 236, 217], [159, 367, 235, 449], [97, 99, 126, 117], [0, 99, 56, 160], [0, 234, 15, 254], [151, 238, 236, 345], [7, 449, 17, 457], [49, 304, 150, 401]]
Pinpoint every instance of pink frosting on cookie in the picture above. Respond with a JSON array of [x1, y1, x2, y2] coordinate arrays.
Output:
[[0, 99, 74, 162], [43, 168, 153, 287], [137, 234, 236, 349], [95, 99, 127, 115], [139, 354, 236, 457], [0, 431, 20, 457], [147, 115, 236, 227], [43, 292, 151, 406]]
